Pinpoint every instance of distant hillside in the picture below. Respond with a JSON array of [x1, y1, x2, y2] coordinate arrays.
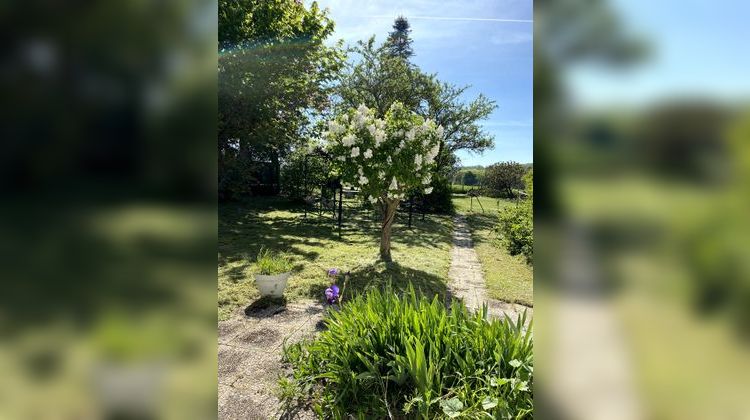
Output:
[[456, 163, 532, 173], [453, 163, 532, 185], [460, 165, 487, 172]]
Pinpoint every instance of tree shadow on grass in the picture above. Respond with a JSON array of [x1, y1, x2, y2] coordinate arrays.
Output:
[[219, 199, 454, 276], [302, 261, 450, 304], [390, 214, 454, 250], [222, 264, 249, 283], [219, 202, 331, 269], [465, 213, 499, 247]]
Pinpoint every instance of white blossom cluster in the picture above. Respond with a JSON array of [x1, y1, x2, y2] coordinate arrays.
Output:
[[323, 102, 443, 203]]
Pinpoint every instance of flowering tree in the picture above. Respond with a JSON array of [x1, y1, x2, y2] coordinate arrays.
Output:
[[324, 102, 442, 262]]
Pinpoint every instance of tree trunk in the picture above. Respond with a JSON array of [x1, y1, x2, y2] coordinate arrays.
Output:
[[379, 199, 399, 262], [271, 150, 280, 195]]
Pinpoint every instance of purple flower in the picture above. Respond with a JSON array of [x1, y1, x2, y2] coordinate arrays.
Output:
[[328, 268, 339, 277], [325, 284, 340, 305]]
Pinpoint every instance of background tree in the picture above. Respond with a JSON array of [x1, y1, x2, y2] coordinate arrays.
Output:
[[485, 161, 526, 198], [337, 19, 497, 212], [338, 36, 496, 166], [384, 16, 414, 59], [324, 102, 441, 262], [462, 171, 478, 186], [337, 37, 429, 118], [534, 0, 647, 216], [422, 80, 496, 174], [218, 0, 344, 199]]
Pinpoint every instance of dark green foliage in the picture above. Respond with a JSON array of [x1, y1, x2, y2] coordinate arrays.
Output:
[[385, 16, 414, 59], [485, 162, 527, 198], [421, 176, 455, 214], [338, 37, 430, 117], [452, 166, 486, 188], [450, 184, 481, 194], [218, 158, 258, 201], [280, 287, 533, 418], [496, 170, 533, 263], [280, 146, 330, 201], [219, 0, 344, 200], [463, 171, 479, 186], [423, 81, 496, 170]]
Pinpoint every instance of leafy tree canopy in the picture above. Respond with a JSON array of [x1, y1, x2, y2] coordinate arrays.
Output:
[[218, 0, 344, 198], [463, 171, 479, 186], [485, 161, 527, 198], [337, 37, 430, 118], [337, 29, 496, 172]]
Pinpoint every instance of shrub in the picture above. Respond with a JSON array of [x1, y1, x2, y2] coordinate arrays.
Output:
[[496, 203, 533, 264], [496, 169, 533, 263], [421, 176, 455, 214], [255, 248, 293, 275], [280, 287, 533, 418]]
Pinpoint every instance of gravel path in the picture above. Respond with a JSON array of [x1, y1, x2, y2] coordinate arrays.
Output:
[[448, 214, 532, 322], [218, 300, 323, 419]]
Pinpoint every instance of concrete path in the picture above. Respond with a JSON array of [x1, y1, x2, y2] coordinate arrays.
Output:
[[447, 215, 531, 322], [544, 223, 643, 420]]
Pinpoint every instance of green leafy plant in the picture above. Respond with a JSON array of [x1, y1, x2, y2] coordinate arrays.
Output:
[[496, 169, 533, 264], [255, 248, 292, 275], [280, 286, 533, 418], [496, 204, 533, 264]]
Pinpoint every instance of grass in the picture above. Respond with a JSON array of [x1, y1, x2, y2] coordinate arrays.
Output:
[[450, 183, 481, 194], [452, 195, 533, 306], [255, 247, 293, 275], [218, 196, 454, 320]]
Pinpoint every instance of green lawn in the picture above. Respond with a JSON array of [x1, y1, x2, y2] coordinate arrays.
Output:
[[218, 197, 454, 320], [452, 195, 533, 306]]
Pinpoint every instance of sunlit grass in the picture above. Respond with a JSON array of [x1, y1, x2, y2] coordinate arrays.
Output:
[[218, 197, 454, 320], [453, 195, 533, 306]]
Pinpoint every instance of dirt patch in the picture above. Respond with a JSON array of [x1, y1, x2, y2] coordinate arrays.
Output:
[[218, 345, 249, 378], [236, 327, 279, 346], [218, 321, 242, 339]]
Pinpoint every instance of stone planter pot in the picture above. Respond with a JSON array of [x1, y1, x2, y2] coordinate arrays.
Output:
[[254, 272, 291, 298]]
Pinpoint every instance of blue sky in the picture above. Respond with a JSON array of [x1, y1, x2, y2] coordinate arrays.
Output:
[[568, 0, 750, 108], [310, 0, 534, 166]]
